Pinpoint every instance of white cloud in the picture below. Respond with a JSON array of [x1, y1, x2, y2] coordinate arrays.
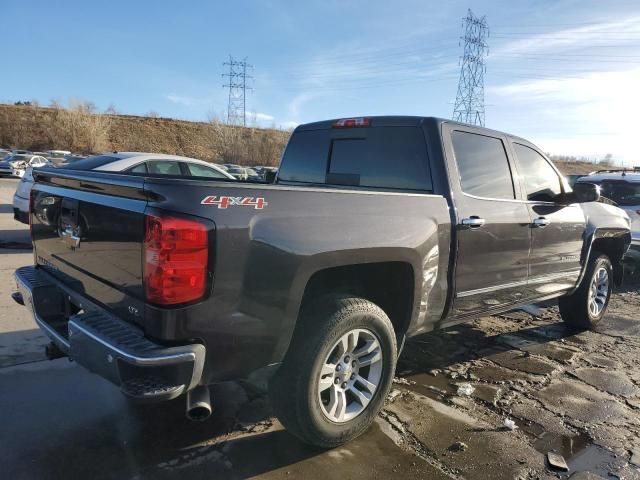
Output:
[[494, 15, 640, 55], [252, 112, 274, 122], [288, 92, 321, 118], [165, 94, 198, 107], [165, 93, 215, 108], [488, 67, 640, 165]]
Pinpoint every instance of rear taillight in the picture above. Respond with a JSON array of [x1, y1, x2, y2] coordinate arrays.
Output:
[[144, 214, 209, 306], [332, 117, 371, 128]]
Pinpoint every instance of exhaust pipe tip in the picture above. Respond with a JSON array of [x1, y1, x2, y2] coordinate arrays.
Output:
[[186, 385, 212, 422], [45, 342, 66, 360]]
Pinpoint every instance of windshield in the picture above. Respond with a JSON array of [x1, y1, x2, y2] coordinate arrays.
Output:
[[598, 180, 640, 206]]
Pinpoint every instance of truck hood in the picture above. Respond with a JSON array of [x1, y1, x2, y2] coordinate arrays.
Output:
[[581, 201, 631, 236]]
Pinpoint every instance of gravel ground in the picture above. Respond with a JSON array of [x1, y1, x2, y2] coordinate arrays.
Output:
[[0, 176, 638, 480]]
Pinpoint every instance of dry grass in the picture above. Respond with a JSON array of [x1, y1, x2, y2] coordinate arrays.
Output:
[[0, 103, 290, 166], [0, 103, 603, 173]]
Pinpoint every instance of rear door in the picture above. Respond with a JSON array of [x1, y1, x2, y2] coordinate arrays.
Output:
[[442, 124, 531, 317], [510, 142, 585, 297]]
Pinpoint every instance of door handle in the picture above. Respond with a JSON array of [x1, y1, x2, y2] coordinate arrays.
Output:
[[532, 217, 550, 228], [461, 216, 485, 228]]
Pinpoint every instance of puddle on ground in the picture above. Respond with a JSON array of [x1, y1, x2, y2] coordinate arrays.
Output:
[[401, 372, 456, 400], [398, 373, 631, 479], [524, 428, 627, 478]]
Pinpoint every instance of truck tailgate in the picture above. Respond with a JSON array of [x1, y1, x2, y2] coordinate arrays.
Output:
[[30, 170, 147, 326]]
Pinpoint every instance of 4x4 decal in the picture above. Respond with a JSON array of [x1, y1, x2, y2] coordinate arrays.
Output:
[[201, 195, 268, 210]]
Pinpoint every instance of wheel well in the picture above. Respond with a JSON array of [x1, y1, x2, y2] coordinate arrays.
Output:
[[591, 235, 628, 285], [300, 262, 415, 343]]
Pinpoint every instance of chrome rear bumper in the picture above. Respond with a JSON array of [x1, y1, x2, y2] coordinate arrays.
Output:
[[15, 266, 206, 401]]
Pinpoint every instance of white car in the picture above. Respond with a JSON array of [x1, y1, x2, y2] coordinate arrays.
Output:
[[45, 150, 72, 165], [577, 168, 640, 263], [0, 154, 48, 177], [12, 152, 235, 224]]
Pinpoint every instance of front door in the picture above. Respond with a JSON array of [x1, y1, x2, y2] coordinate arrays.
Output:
[[443, 126, 532, 317], [510, 142, 586, 297]]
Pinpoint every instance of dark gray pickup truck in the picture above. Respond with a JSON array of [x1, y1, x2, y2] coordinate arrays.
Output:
[[14, 116, 631, 447]]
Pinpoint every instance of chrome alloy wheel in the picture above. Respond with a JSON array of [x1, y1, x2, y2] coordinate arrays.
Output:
[[588, 266, 609, 317], [317, 328, 383, 423]]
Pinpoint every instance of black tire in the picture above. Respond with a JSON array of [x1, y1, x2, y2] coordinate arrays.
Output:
[[559, 253, 613, 330], [269, 294, 397, 448]]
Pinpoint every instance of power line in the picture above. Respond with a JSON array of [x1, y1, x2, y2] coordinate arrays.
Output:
[[222, 56, 253, 126], [452, 9, 489, 126]]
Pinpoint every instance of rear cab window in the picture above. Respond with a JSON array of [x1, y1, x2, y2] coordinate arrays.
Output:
[[278, 126, 433, 192]]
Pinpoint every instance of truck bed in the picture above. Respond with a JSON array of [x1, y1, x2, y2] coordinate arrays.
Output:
[[30, 168, 451, 383]]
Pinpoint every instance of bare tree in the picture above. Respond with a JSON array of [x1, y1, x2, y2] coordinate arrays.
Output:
[[105, 104, 118, 115]]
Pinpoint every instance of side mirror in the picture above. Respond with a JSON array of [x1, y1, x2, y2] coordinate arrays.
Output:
[[572, 182, 600, 203], [554, 182, 600, 205]]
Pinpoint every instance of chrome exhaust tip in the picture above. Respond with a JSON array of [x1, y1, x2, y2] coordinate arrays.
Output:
[[186, 385, 212, 421]]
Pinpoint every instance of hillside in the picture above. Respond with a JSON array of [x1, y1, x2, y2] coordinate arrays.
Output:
[[0, 103, 601, 174], [0, 103, 289, 166]]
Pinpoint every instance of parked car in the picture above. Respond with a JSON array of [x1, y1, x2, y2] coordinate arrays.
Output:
[[254, 166, 278, 181], [225, 165, 249, 180], [0, 153, 48, 177], [11, 152, 235, 224], [45, 150, 72, 165], [0, 149, 11, 160], [15, 116, 630, 448], [577, 168, 640, 264]]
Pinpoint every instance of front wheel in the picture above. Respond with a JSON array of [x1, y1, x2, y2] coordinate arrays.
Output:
[[269, 295, 397, 448], [559, 253, 613, 329]]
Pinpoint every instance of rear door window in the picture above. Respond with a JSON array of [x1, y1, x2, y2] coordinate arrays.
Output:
[[512, 143, 562, 202], [451, 131, 515, 200]]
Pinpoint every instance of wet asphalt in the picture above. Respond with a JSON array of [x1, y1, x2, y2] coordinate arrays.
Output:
[[0, 177, 639, 480]]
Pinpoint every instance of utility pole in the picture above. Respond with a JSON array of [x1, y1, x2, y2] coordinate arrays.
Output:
[[222, 56, 253, 126], [452, 9, 489, 126]]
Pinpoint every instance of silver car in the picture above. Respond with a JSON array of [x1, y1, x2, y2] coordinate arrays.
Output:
[[577, 168, 640, 263], [0, 154, 48, 177], [12, 152, 235, 224]]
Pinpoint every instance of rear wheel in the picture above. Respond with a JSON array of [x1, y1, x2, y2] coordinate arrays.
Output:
[[559, 253, 613, 329], [269, 295, 397, 448]]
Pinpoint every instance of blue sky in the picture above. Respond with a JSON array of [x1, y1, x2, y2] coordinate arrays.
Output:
[[3, 0, 640, 163]]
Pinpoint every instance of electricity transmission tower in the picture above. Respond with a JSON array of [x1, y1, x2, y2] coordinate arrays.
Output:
[[222, 56, 253, 126], [452, 10, 489, 126]]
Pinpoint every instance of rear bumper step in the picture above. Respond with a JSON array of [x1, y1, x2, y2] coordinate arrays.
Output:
[[15, 266, 206, 401]]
